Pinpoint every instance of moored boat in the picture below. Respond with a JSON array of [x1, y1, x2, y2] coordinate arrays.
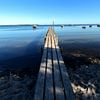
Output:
[[32, 25, 37, 29], [61, 24, 64, 28], [97, 24, 100, 27], [89, 25, 92, 27], [82, 26, 86, 29]]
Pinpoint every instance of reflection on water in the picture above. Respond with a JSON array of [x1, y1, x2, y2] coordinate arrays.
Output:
[[0, 25, 48, 60], [0, 25, 100, 70], [56, 25, 100, 42], [0, 25, 48, 70]]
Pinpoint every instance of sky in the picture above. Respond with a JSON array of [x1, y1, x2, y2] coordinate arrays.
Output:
[[0, 0, 100, 25]]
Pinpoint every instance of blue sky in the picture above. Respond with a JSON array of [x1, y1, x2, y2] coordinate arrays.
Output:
[[0, 0, 100, 25]]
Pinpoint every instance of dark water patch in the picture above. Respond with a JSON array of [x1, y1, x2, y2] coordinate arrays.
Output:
[[59, 41, 100, 70], [0, 54, 40, 70]]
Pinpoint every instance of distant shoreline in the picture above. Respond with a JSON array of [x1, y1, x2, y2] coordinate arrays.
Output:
[[0, 24, 99, 26]]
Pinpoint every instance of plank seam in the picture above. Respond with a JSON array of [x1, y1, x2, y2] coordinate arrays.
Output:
[[51, 34, 56, 100], [53, 33, 67, 100], [43, 35, 49, 100]]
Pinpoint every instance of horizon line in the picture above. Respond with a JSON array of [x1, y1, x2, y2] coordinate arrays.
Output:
[[0, 23, 100, 26]]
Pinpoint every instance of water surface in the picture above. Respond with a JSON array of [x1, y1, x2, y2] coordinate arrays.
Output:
[[0, 25, 100, 71], [0, 25, 48, 71]]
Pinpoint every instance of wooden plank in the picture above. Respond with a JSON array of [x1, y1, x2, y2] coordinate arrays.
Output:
[[34, 28, 75, 100], [56, 45, 75, 100], [34, 33, 49, 100], [44, 34, 54, 100], [52, 31, 75, 100], [51, 35, 65, 100]]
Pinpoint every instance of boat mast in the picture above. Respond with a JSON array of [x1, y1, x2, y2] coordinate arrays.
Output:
[[53, 19, 55, 31]]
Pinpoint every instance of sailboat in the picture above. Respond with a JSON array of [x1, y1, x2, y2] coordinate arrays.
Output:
[[32, 24, 37, 29], [61, 24, 64, 28]]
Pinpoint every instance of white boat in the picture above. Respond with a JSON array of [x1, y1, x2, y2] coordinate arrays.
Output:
[[32, 25, 37, 29]]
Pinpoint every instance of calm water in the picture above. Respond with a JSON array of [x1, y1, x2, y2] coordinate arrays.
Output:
[[55, 25, 100, 42], [0, 25, 100, 71]]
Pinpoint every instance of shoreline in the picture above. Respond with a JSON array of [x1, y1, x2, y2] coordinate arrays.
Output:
[[0, 52, 42, 99], [60, 42, 100, 99], [0, 39, 100, 99]]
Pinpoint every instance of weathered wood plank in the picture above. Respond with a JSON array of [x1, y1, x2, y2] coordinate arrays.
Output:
[[34, 28, 75, 100], [52, 30, 75, 100], [44, 34, 54, 100], [34, 34, 49, 100], [56, 46, 75, 100], [51, 35, 65, 100]]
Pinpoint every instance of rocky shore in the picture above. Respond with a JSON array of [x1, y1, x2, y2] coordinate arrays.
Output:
[[0, 41, 100, 100], [0, 52, 42, 100], [0, 68, 39, 100], [71, 64, 100, 100], [61, 45, 100, 100]]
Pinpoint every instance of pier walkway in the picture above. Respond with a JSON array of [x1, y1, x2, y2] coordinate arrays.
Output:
[[34, 28, 75, 100]]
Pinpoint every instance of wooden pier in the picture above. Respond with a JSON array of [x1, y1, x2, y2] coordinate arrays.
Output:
[[34, 28, 75, 100]]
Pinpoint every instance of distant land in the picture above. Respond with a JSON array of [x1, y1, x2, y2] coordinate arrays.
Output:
[[0, 24, 100, 27]]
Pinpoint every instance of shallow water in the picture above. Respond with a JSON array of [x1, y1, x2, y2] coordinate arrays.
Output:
[[55, 26, 100, 56], [0, 25, 100, 71], [55, 25, 100, 42], [0, 25, 48, 60], [0, 25, 48, 70]]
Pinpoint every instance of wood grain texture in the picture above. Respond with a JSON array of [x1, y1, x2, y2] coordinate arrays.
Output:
[[34, 28, 75, 100]]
